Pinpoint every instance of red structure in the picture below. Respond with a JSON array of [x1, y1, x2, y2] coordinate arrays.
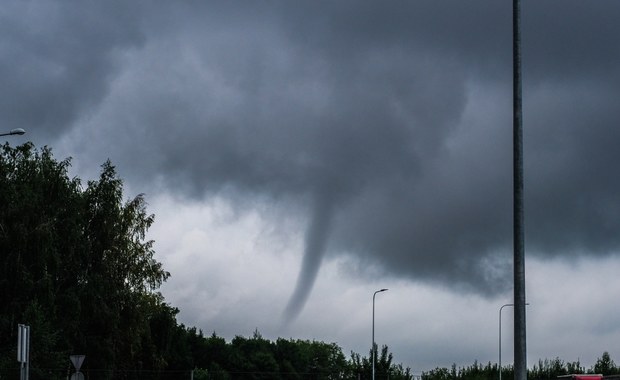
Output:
[[558, 375, 603, 380]]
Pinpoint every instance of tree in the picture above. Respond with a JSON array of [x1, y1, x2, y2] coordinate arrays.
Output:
[[347, 344, 412, 380], [1, 143, 84, 377], [530, 358, 569, 380], [593, 352, 619, 376], [0, 143, 170, 379]]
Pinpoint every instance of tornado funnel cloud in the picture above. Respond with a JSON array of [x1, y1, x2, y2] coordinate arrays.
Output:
[[283, 195, 334, 323]]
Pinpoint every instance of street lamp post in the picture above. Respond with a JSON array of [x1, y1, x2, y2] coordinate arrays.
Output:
[[0, 128, 26, 137], [498, 303, 513, 380], [372, 288, 388, 380], [499, 302, 529, 380]]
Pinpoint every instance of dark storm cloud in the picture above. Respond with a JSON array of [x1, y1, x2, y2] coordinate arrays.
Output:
[[0, 0, 146, 140], [5, 1, 620, 306]]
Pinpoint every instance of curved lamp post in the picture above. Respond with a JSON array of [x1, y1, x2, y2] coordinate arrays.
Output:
[[499, 302, 529, 380], [372, 288, 388, 380], [498, 303, 513, 380], [0, 128, 26, 137]]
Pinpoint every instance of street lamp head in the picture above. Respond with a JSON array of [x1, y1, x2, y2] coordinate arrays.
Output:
[[374, 288, 388, 297], [1, 128, 27, 137]]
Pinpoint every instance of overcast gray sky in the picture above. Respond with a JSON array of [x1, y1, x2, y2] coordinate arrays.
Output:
[[3, 0, 620, 373]]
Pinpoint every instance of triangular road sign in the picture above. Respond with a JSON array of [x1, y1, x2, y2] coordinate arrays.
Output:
[[70, 355, 85, 371]]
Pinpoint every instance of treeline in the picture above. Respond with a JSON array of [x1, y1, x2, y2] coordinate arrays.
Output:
[[163, 329, 412, 380], [422, 352, 620, 380]]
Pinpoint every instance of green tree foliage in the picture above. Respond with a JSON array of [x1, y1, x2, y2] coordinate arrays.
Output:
[[0, 143, 170, 379], [530, 357, 575, 380], [423, 353, 618, 380], [343, 344, 412, 380], [593, 352, 619, 376], [188, 331, 410, 380], [423, 361, 498, 380]]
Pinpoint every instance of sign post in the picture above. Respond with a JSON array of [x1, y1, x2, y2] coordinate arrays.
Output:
[[70, 355, 86, 380], [17, 324, 30, 380]]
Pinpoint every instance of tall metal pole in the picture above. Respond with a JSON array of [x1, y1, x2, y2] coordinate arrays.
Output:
[[372, 289, 388, 380], [513, 1, 527, 380]]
